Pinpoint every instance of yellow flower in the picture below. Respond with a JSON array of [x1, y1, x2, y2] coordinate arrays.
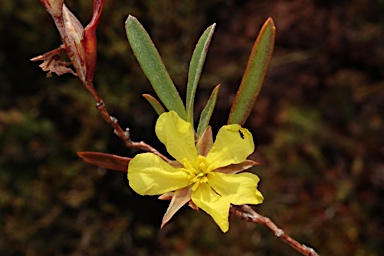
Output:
[[128, 111, 263, 232]]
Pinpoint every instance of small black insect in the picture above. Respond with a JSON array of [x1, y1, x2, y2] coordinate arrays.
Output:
[[238, 129, 244, 139]]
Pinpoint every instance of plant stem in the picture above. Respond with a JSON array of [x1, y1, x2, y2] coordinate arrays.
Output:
[[230, 205, 319, 256], [83, 80, 170, 162]]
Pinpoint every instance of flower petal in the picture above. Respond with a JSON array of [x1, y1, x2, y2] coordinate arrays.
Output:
[[156, 111, 198, 166], [161, 186, 192, 229], [191, 183, 231, 232], [207, 172, 263, 205], [206, 124, 254, 171], [128, 153, 190, 195]]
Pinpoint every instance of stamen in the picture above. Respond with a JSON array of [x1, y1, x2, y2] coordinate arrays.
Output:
[[196, 155, 208, 171], [191, 174, 208, 191], [188, 155, 211, 191]]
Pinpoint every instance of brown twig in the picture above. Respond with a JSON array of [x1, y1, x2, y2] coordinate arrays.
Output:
[[84, 82, 170, 162], [34, 0, 169, 163], [230, 205, 319, 256]]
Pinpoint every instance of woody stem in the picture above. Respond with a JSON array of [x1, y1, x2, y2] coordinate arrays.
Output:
[[230, 205, 319, 256], [83, 80, 169, 162]]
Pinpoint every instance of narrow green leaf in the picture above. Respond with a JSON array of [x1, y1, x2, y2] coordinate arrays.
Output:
[[228, 18, 275, 125], [125, 15, 186, 119], [186, 24, 216, 126], [142, 94, 165, 115], [197, 84, 221, 138]]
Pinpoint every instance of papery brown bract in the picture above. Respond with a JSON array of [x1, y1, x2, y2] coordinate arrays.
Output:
[[33, 0, 105, 83]]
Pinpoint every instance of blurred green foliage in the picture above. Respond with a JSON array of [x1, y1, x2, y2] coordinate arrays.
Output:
[[1, 0, 384, 255]]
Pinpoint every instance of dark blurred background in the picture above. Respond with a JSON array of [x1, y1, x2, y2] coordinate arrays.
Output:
[[1, 0, 384, 255]]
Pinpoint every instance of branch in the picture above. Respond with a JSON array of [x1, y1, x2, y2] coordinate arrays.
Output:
[[230, 205, 319, 256], [33, 0, 169, 163], [85, 81, 170, 162]]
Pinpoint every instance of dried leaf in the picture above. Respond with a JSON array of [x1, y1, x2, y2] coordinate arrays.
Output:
[[215, 160, 259, 174], [161, 187, 191, 229], [77, 151, 131, 172], [31, 47, 77, 77], [196, 126, 213, 156]]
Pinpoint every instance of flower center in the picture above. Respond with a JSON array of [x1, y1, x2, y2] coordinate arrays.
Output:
[[183, 155, 210, 191]]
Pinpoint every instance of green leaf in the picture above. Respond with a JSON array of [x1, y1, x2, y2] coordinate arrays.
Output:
[[186, 24, 216, 126], [142, 94, 165, 115], [197, 84, 221, 138], [125, 15, 186, 119], [228, 18, 275, 125]]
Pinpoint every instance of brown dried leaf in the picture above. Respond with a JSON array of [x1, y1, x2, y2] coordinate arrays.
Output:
[[31, 47, 76, 77], [196, 126, 213, 156], [161, 186, 191, 229], [158, 192, 174, 200], [77, 151, 131, 172], [215, 160, 259, 174]]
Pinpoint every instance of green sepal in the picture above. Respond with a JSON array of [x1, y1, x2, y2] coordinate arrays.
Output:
[[125, 15, 186, 119], [142, 94, 166, 115], [186, 24, 216, 126], [196, 84, 221, 138], [228, 18, 275, 125]]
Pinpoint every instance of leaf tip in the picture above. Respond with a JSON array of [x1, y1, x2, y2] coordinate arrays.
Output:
[[125, 14, 136, 24], [265, 17, 276, 32]]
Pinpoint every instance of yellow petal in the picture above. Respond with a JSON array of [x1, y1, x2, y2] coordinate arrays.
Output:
[[128, 153, 190, 195], [156, 111, 198, 166], [191, 183, 231, 232], [206, 124, 254, 172], [207, 172, 263, 205]]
